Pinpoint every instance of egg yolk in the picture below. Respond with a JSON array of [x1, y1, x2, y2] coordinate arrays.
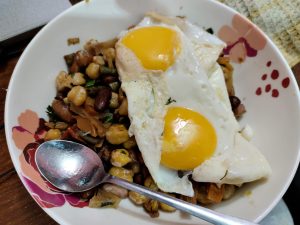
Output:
[[121, 26, 181, 71], [161, 107, 217, 170]]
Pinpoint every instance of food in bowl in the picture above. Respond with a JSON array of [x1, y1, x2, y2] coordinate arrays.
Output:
[[39, 13, 271, 217]]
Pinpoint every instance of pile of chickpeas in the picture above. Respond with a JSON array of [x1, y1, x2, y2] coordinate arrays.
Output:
[[44, 38, 237, 218]]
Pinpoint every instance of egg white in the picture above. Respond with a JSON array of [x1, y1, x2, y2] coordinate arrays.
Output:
[[116, 14, 271, 196], [144, 13, 271, 185]]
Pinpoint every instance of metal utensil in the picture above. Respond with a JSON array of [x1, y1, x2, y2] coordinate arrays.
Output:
[[35, 140, 257, 225]]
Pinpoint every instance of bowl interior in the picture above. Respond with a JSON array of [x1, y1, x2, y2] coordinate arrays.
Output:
[[5, 0, 300, 224]]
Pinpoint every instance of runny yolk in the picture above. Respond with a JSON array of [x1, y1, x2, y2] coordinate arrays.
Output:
[[161, 107, 217, 170], [121, 26, 181, 71]]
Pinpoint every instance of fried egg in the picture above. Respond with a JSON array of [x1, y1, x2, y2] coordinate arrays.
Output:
[[115, 14, 271, 197]]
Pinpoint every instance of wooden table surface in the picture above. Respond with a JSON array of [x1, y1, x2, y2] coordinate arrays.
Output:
[[0, 3, 300, 224]]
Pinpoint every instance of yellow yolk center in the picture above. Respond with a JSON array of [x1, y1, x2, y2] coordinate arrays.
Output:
[[161, 107, 217, 170], [121, 26, 181, 71]]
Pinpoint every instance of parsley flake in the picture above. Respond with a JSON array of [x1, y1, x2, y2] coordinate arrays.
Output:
[[85, 79, 96, 88], [206, 27, 214, 34], [220, 170, 228, 180], [103, 113, 113, 123], [166, 97, 176, 105], [46, 105, 59, 122]]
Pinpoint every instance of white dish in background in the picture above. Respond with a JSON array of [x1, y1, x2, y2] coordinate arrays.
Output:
[[5, 0, 300, 224]]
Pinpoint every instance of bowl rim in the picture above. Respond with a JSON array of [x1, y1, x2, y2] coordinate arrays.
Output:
[[4, 0, 300, 224]]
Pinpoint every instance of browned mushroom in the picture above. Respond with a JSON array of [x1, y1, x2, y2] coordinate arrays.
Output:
[[51, 99, 73, 122]]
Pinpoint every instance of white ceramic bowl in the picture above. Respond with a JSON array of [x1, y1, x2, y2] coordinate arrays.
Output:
[[5, 0, 300, 224]]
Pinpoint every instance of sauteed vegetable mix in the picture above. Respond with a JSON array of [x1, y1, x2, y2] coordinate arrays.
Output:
[[42, 14, 271, 217]]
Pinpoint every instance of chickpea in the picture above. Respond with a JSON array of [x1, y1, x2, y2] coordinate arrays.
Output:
[[118, 98, 128, 116], [106, 124, 129, 145], [129, 191, 147, 205], [102, 48, 116, 68], [93, 56, 105, 65], [109, 92, 119, 109], [110, 149, 132, 167], [63, 97, 69, 104], [159, 194, 176, 212], [144, 176, 158, 191], [159, 202, 176, 212], [109, 167, 133, 182], [55, 71, 72, 91], [72, 72, 86, 85], [143, 199, 159, 218], [86, 62, 100, 79], [44, 129, 61, 140], [123, 136, 137, 149], [67, 86, 87, 106]]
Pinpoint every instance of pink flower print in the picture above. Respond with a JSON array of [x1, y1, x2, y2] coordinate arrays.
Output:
[[19, 134, 88, 208], [23, 176, 88, 208], [12, 110, 46, 150], [12, 109, 89, 209], [218, 14, 267, 63]]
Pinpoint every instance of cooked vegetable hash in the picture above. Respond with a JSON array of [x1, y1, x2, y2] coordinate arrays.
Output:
[[43, 37, 245, 217]]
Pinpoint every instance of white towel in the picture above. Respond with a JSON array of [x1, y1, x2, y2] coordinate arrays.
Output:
[[219, 0, 300, 67]]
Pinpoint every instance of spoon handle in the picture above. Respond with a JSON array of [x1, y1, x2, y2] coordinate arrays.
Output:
[[106, 175, 257, 225]]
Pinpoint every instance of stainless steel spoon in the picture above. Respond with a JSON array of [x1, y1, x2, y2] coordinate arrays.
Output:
[[35, 140, 257, 225]]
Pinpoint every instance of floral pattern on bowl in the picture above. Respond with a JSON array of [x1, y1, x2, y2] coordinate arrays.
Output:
[[218, 14, 267, 63], [12, 110, 88, 208]]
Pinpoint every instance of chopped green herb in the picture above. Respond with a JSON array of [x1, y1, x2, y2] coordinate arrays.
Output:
[[220, 170, 228, 180], [103, 113, 113, 123], [46, 105, 59, 122], [151, 88, 154, 95], [85, 79, 96, 88], [166, 97, 176, 105], [206, 27, 214, 34]]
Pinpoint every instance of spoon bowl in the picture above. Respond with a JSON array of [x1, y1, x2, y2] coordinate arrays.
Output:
[[35, 140, 257, 225], [35, 140, 106, 192]]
